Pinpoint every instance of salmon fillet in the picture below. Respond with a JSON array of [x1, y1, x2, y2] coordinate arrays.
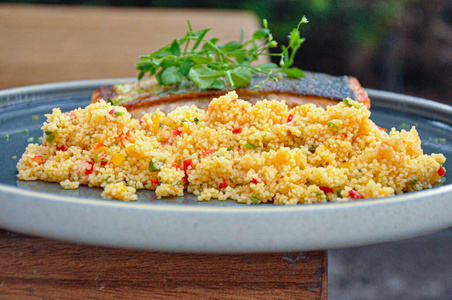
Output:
[[92, 71, 370, 117]]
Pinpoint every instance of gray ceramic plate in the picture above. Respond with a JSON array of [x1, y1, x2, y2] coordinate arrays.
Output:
[[0, 79, 451, 253]]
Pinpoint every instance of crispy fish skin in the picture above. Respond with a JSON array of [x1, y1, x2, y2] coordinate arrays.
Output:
[[92, 71, 370, 116]]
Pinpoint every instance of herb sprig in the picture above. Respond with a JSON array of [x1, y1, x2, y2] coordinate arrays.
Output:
[[136, 17, 308, 90]]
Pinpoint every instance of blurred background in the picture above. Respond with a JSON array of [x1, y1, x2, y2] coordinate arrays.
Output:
[[2, 0, 451, 104]]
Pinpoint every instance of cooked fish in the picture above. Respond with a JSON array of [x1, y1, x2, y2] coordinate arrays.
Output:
[[92, 71, 370, 117]]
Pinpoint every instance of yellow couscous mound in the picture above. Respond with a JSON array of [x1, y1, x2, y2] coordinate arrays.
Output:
[[17, 91, 446, 204]]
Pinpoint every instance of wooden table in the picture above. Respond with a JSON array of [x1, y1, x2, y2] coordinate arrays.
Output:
[[0, 4, 328, 299]]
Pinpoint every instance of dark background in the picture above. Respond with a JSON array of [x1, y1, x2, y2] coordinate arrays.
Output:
[[2, 0, 452, 104]]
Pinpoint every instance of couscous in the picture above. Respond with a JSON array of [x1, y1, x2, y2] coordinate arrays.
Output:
[[17, 91, 446, 204]]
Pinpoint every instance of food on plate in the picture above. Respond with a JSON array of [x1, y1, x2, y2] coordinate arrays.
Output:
[[92, 17, 369, 116], [17, 91, 446, 204], [92, 71, 370, 118]]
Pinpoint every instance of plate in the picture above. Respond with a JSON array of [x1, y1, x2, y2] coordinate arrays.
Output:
[[0, 79, 451, 253]]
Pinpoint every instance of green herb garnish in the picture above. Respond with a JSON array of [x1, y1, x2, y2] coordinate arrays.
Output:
[[114, 111, 125, 116], [342, 98, 353, 107], [328, 122, 339, 132], [107, 97, 115, 105], [336, 190, 343, 198], [250, 197, 261, 204], [409, 179, 417, 185], [148, 159, 166, 172], [244, 143, 256, 149], [136, 17, 308, 90], [193, 117, 199, 125], [45, 131, 55, 143]]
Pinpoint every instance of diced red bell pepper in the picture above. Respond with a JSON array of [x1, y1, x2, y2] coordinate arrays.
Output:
[[85, 161, 94, 175], [251, 178, 260, 184], [438, 165, 446, 177], [173, 128, 182, 136], [287, 114, 294, 122], [183, 159, 193, 173], [31, 154, 44, 165], [109, 109, 115, 115], [348, 189, 364, 199], [99, 154, 108, 166], [56, 145, 67, 152], [376, 125, 388, 132], [150, 178, 159, 185], [320, 186, 334, 194], [171, 163, 181, 170], [219, 178, 228, 189], [202, 149, 216, 157], [232, 126, 242, 134], [231, 99, 237, 104]]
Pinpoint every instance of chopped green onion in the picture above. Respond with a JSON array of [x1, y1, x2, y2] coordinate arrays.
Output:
[[244, 143, 256, 149], [45, 131, 55, 143], [336, 190, 343, 198], [4, 134, 9, 141], [32, 115, 39, 120], [227, 147, 233, 151], [342, 98, 353, 107], [193, 117, 199, 125], [409, 179, 417, 185], [114, 111, 125, 116], [250, 197, 261, 204], [181, 119, 188, 123], [328, 122, 339, 132], [107, 97, 115, 105], [149, 159, 165, 172], [172, 179, 178, 186]]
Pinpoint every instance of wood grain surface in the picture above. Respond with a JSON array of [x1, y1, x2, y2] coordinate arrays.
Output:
[[0, 230, 327, 299], [0, 4, 265, 89]]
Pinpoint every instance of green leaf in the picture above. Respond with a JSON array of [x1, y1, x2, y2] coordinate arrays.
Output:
[[208, 79, 225, 90], [230, 66, 253, 87], [188, 65, 223, 89], [219, 41, 242, 52], [255, 62, 278, 71], [253, 28, 269, 40], [161, 66, 183, 85], [283, 67, 305, 78], [191, 28, 211, 51], [190, 55, 213, 65], [170, 40, 180, 56]]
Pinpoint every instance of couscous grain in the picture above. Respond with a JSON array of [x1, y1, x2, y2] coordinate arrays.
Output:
[[16, 91, 446, 204]]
